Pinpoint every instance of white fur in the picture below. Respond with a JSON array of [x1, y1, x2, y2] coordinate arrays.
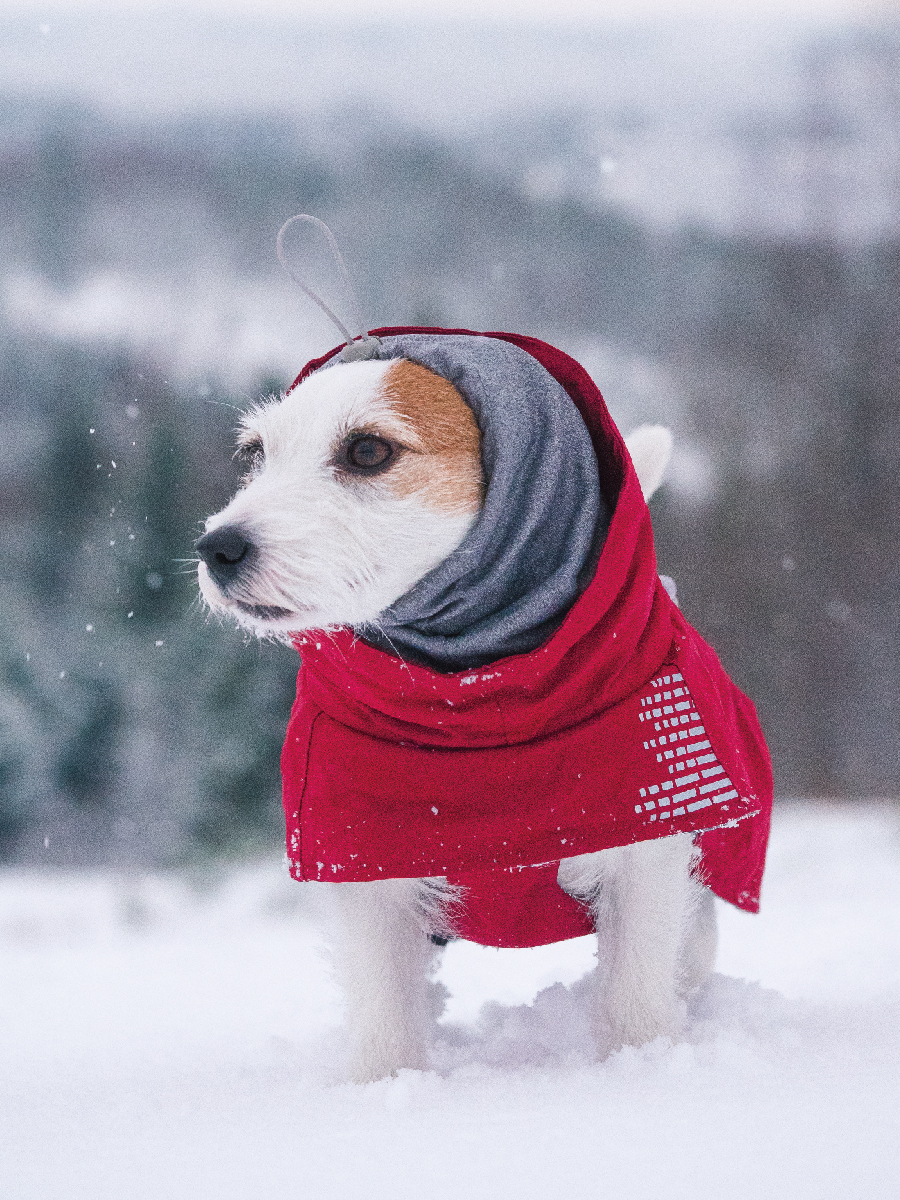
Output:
[[200, 364, 711, 1082]]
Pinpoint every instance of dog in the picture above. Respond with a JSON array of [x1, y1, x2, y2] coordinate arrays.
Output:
[[197, 329, 771, 1083]]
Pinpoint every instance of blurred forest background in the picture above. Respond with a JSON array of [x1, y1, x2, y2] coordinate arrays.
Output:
[[0, 10, 898, 867]]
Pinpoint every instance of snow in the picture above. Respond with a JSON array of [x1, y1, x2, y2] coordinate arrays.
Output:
[[2, 802, 899, 1199]]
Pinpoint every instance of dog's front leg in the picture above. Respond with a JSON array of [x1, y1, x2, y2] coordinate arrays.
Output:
[[327, 878, 443, 1083]]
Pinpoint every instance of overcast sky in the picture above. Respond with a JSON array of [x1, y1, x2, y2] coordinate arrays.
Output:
[[1, 0, 897, 21]]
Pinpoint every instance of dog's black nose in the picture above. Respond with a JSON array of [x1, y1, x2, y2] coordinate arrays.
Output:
[[196, 526, 253, 585]]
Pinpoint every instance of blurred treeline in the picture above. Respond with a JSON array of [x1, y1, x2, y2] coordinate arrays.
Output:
[[0, 76, 898, 865]]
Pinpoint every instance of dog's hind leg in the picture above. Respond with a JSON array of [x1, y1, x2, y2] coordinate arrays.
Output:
[[600, 833, 705, 1052], [559, 832, 712, 1055], [326, 878, 446, 1083]]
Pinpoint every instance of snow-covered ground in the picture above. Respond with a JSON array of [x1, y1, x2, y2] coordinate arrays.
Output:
[[2, 802, 899, 1199]]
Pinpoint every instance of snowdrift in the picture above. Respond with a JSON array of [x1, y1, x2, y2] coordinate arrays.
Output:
[[1, 802, 898, 1199]]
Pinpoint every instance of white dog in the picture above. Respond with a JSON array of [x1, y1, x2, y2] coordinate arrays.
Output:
[[198, 347, 720, 1083]]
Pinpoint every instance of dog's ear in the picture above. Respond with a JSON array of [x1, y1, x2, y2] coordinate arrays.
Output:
[[624, 424, 674, 501]]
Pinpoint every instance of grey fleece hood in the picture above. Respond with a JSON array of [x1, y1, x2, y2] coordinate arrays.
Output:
[[332, 332, 610, 672]]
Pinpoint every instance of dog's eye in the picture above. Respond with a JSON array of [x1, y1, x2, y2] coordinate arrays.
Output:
[[235, 438, 265, 473], [343, 435, 394, 474]]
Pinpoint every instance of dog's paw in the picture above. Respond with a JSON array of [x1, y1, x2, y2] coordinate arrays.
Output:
[[344, 1021, 431, 1084], [602, 997, 687, 1056], [346, 1044, 429, 1085]]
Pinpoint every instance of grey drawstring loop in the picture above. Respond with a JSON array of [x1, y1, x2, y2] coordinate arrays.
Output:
[[275, 215, 381, 361]]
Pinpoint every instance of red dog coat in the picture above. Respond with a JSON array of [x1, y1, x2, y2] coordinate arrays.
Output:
[[280, 328, 773, 948]]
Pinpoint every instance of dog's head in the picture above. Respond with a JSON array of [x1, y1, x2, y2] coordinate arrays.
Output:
[[196, 357, 485, 636]]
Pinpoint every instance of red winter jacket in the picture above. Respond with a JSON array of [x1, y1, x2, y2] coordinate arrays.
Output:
[[280, 328, 773, 948]]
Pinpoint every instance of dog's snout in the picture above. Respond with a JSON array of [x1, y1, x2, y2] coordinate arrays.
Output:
[[196, 526, 253, 584]]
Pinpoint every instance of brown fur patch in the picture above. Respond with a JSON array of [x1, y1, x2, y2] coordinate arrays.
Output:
[[380, 359, 484, 514]]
